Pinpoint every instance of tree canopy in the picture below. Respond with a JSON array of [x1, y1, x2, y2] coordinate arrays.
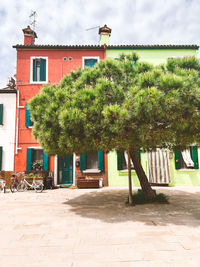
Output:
[[29, 54, 200, 156]]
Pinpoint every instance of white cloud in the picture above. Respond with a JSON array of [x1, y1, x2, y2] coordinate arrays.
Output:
[[0, 0, 200, 87]]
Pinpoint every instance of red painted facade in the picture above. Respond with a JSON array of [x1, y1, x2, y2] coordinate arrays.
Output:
[[14, 31, 107, 185]]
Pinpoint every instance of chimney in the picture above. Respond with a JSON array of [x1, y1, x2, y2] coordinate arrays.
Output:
[[99, 24, 111, 46], [22, 26, 37, 45]]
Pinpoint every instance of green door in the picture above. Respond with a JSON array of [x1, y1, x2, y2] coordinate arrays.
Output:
[[57, 155, 73, 185]]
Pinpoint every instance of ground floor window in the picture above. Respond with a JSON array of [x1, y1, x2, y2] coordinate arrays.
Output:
[[80, 151, 104, 172], [117, 150, 140, 171], [175, 146, 199, 170], [26, 148, 49, 171]]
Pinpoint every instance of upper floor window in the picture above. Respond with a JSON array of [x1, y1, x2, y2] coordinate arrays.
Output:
[[30, 57, 48, 84], [82, 57, 99, 69]]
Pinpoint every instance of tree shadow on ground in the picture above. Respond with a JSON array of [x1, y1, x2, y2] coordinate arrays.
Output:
[[63, 187, 200, 226]]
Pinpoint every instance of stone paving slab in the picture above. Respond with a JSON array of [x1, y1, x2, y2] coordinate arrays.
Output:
[[0, 186, 200, 266]]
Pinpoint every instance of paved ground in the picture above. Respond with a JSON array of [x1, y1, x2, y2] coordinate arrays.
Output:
[[0, 186, 200, 267]]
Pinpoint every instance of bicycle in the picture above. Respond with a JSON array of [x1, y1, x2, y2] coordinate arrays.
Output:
[[17, 177, 44, 193], [10, 173, 19, 193]]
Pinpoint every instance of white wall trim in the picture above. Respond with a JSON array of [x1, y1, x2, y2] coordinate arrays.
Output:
[[82, 56, 100, 69], [30, 56, 48, 84], [54, 155, 58, 185]]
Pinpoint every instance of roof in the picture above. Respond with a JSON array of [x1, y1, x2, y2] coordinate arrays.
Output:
[[0, 88, 17, 93], [13, 44, 199, 50], [13, 44, 105, 50], [107, 44, 199, 49]]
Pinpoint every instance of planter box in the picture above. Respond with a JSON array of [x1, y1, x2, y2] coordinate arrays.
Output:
[[77, 178, 103, 189]]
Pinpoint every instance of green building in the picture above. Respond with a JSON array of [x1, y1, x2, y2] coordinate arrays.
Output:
[[100, 26, 200, 187]]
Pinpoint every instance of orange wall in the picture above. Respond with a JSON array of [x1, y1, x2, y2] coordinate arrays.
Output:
[[15, 48, 105, 172]]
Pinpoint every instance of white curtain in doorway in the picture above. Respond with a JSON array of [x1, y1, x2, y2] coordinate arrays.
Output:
[[147, 149, 171, 184]]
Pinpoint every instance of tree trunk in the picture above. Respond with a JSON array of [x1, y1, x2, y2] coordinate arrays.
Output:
[[129, 147, 156, 199], [127, 150, 134, 205]]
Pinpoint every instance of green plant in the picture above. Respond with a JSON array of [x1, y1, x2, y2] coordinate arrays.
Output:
[[32, 160, 43, 170], [126, 192, 169, 205]]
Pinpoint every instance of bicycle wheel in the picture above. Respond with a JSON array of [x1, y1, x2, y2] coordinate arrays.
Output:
[[10, 183, 17, 193], [34, 183, 43, 193], [17, 182, 27, 192]]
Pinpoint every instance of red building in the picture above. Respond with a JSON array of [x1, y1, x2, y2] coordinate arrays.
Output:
[[13, 25, 110, 186]]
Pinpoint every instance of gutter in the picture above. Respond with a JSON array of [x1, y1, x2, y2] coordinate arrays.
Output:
[[15, 89, 23, 154]]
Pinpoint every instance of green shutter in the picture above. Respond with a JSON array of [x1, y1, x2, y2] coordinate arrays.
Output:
[[26, 148, 32, 171], [137, 149, 141, 160], [33, 59, 37, 81], [190, 146, 199, 169], [84, 59, 98, 68], [0, 147, 2, 171], [175, 152, 181, 170], [132, 61, 136, 66], [80, 154, 86, 171], [0, 104, 3, 125], [98, 150, 104, 171], [43, 152, 49, 171], [25, 104, 33, 127], [117, 151, 123, 170], [114, 58, 119, 60], [40, 58, 46, 81]]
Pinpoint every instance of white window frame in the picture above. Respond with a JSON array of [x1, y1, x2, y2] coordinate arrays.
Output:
[[82, 56, 100, 69], [30, 56, 48, 84]]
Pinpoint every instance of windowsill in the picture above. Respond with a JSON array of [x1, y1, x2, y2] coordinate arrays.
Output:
[[120, 169, 136, 173], [82, 169, 101, 173], [30, 81, 48, 84], [178, 169, 196, 171], [26, 126, 33, 129]]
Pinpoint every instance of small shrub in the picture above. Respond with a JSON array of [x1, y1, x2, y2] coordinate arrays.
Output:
[[126, 191, 169, 205]]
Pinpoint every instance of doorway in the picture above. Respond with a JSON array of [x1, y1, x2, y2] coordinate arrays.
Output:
[[57, 155, 73, 185]]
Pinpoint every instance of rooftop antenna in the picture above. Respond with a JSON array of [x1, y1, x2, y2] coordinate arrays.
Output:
[[29, 11, 37, 31], [86, 26, 100, 43], [86, 26, 100, 31]]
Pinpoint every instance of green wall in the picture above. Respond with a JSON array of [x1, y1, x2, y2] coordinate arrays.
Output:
[[108, 150, 200, 187], [106, 49, 197, 65], [108, 151, 147, 187], [169, 149, 200, 186]]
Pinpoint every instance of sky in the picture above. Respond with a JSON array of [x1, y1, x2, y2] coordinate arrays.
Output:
[[0, 0, 200, 88]]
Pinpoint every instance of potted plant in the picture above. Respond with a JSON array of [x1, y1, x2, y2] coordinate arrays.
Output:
[[32, 160, 43, 171]]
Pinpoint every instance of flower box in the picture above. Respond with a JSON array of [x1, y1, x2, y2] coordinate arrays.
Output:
[[77, 178, 103, 188]]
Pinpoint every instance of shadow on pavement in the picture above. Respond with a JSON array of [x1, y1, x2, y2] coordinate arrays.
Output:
[[63, 187, 200, 226]]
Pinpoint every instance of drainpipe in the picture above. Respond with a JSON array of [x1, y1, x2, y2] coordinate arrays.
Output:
[[15, 89, 23, 154], [104, 44, 106, 59]]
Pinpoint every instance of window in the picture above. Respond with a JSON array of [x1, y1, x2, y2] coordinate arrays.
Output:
[[82, 57, 99, 69], [26, 148, 49, 171], [25, 104, 33, 127], [30, 57, 48, 83], [0, 104, 3, 125], [0, 147, 2, 171], [175, 146, 199, 170], [80, 150, 104, 172], [117, 150, 140, 171]]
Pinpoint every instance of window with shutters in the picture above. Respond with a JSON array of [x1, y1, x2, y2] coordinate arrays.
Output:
[[80, 151, 104, 173], [26, 148, 49, 171], [25, 104, 33, 127], [0, 104, 3, 125], [30, 57, 48, 83], [175, 146, 199, 170], [117, 150, 141, 171], [82, 57, 99, 69]]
